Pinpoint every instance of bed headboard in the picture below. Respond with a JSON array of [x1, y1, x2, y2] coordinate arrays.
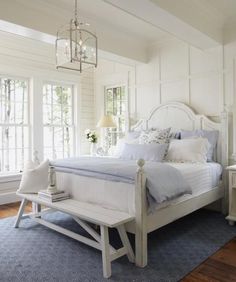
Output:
[[132, 102, 229, 166]]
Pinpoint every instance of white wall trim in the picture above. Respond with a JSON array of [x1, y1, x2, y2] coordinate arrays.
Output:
[[0, 192, 20, 205]]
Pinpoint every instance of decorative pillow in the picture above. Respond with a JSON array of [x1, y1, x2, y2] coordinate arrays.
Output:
[[166, 138, 210, 163], [120, 143, 168, 162], [17, 159, 49, 194], [181, 130, 219, 162], [139, 128, 171, 144], [151, 127, 180, 140]]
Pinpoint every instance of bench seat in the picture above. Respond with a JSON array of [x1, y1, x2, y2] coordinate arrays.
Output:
[[16, 192, 134, 227], [14, 192, 135, 278]]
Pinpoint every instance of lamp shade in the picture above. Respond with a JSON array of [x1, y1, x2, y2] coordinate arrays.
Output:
[[97, 115, 116, 128]]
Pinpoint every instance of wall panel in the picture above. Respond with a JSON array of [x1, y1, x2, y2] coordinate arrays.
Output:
[[159, 40, 189, 81], [190, 75, 221, 116], [161, 80, 189, 104], [94, 37, 234, 162], [136, 84, 160, 118]]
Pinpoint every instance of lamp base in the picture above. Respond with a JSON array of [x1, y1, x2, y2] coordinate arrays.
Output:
[[47, 185, 58, 195]]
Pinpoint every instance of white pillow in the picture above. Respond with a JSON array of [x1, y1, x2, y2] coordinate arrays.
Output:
[[166, 138, 210, 163], [17, 159, 49, 194], [113, 137, 139, 157], [120, 143, 168, 162]]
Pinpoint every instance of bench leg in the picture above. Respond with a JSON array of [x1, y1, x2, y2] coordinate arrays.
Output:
[[117, 225, 134, 263], [32, 202, 41, 215], [101, 225, 111, 278], [14, 198, 28, 228]]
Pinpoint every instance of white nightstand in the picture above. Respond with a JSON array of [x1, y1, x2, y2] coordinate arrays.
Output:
[[226, 165, 236, 226]]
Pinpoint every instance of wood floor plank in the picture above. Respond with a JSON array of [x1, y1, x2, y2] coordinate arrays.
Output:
[[182, 271, 218, 282], [211, 248, 236, 268], [182, 239, 236, 282], [201, 259, 236, 282], [0, 201, 32, 219], [224, 238, 236, 251]]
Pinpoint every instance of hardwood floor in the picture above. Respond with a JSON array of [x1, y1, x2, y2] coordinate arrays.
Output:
[[182, 237, 236, 281], [0, 203, 236, 281], [0, 201, 32, 219]]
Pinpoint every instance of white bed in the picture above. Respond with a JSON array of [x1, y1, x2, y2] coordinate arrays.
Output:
[[49, 102, 228, 267], [56, 161, 222, 216], [19, 101, 229, 269]]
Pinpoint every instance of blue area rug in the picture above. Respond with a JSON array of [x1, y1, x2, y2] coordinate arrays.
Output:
[[0, 209, 236, 282]]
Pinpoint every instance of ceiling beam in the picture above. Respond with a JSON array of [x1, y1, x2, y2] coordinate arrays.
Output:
[[0, 20, 142, 67], [103, 0, 222, 49], [0, 0, 147, 64]]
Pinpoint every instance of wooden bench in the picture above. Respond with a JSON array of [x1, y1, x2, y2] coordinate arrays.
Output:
[[15, 192, 135, 278]]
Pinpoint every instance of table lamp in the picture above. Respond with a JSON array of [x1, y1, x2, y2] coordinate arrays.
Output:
[[97, 115, 116, 154]]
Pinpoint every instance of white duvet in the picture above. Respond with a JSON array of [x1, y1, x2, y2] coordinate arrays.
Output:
[[55, 162, 222, 216]]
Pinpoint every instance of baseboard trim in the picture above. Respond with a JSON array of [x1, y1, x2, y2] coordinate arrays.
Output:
[[0, 192, 20, 205]]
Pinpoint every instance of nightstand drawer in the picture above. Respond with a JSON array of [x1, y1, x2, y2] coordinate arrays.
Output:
[[226, 166, 236, 225]]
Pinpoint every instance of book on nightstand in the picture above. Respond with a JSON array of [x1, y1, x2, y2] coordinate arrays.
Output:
[[38, 190, 70, 202]]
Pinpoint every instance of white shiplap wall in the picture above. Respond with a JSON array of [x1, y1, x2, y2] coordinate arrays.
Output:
[[0, 31, 95, 204], [80, 69, 95, 154]]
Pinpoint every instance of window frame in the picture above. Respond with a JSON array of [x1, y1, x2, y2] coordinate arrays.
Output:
[[0, 74, 79, 176], [0, 75, 31, 174], [42, 81, 76, 160], [104, 84, 128, 145]]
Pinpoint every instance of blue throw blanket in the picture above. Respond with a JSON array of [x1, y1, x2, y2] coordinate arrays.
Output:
[[51, 157, 191, 209]]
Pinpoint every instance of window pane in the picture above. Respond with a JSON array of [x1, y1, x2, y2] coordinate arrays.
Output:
[[44, 148, 53, 160], [44, 127, 53, 148], [43, 84, 52, 105], [104, 86, 126, 146], [43, 82, 74, 160], [54, 148, 63, 160], [52, 104, 62, 125], [64, 127, 73, 157], [0, 77, 29, 173], [54, 127, 63, 148], [43, 104, 51, 124]]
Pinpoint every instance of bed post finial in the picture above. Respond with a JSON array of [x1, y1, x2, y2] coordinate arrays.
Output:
[[137, 159, 145, 169]]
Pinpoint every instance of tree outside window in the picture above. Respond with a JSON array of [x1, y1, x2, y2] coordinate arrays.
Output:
[[0, 78, 29, 172], [104, 86, 126, 146], [43, 83, 74, 160]]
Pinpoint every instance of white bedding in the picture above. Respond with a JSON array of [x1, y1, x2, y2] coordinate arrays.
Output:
[[56, 161, 222, 216]]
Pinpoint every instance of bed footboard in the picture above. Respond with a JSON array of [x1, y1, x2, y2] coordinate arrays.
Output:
[[135, 159, 147, 267]]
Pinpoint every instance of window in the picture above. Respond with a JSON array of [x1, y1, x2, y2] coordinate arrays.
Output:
[[43, 83, 74, 160], [104, 86, 126, 145], [0, 77, 29, 172]]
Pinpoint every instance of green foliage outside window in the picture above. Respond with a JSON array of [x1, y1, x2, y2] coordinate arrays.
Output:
[[104, 86, 126, 146]]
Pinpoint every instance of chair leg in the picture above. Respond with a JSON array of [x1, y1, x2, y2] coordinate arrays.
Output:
[[117, 225, 135, 263], [14, 198, 28, 228], [100, 225, 111, 278]]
